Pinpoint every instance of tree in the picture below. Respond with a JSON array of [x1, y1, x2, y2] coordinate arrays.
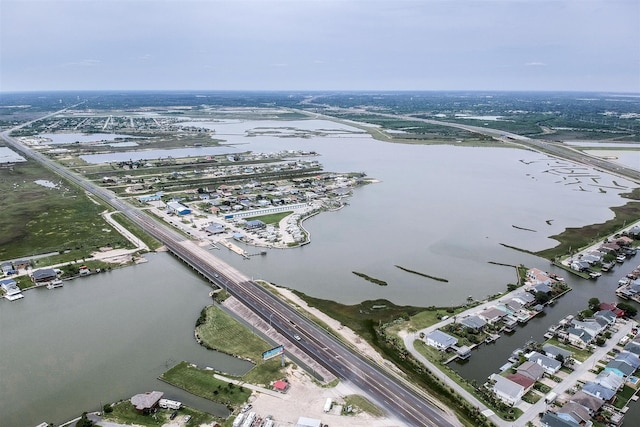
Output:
[[588, 297, 601, 311], [617, 302, 638, 318], [75, 413, 95, 427], [534, 291, 550, 305]]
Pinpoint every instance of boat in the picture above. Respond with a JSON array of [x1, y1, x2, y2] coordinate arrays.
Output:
[[46, 279, 63, 289]]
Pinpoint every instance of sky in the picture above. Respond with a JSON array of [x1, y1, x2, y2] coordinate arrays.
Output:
[[1, 0, 639, 93]]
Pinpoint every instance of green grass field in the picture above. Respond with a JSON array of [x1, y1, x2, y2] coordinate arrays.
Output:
[[0, 160, 133, 260], [161, 361, 251, 406]]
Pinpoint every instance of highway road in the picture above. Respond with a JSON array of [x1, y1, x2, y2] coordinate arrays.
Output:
[[1, 107, 458, 426]]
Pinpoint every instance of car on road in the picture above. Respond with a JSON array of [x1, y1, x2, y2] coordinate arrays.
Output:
[[294, 334, 301, 341], [214, 273, 219, 278], [170, 411, 178, 420]]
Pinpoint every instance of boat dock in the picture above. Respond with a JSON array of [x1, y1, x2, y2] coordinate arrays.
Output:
[[219, 239, 249, 259]]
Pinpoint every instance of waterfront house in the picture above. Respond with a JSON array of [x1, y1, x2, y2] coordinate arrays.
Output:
[[604, 359, 636, 378], [594, 310, 617, 326], [614, 351, 640, 370], [512, 292, 536, 307], [566, 327, 593, 349], [569, 391, 604, 415], [570, 259, 591, 272], [131, 391, 163, 414], [527, 351, 561, 375], [594, 371, 625, 392], [582, 382, 617, 400], [506, 373, 535, 392], [205, 223, 225, 235], [425, 330, 458, 351], [459, 315, 486, 331], [478, 307, 506, 324], [572, 319, 606, 337], [542, 344, 572, 362], [527, 268, 555, 286], [599, 302, 625, 317], [517, 360, 545, 381], [0, 278, 23, 301], [31, 268, 58, 284], [556, 402, 591, 425], [540, 412, 581, 427], [532, 282, 553, 295], [489, 374, 524, 406]]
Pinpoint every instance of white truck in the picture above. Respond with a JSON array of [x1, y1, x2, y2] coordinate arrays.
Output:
[[323, 397, 333, 413]]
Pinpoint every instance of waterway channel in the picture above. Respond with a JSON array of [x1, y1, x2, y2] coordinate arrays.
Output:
[[0, 254, 252, 427]]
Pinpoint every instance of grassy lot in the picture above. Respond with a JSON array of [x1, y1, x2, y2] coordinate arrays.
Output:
[[160, 361, 251, 406], [195, 304, 287, 386], [343, 394, 385, 417], [244, 211, 293, 225], [0, 160, 133, 261], [110, 212, 162, 251], [544, 338, 592, 362], [196, 305, 272, 362], [103, 401, 218, 426]]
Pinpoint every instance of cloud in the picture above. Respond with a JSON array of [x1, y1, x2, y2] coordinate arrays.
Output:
[[60, 59, 102, 68], [525, 61, 547, 67]]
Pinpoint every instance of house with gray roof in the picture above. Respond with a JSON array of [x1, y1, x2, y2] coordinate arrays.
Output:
[[572, 319, 606, 337], [516, 360, 545, 381], [512, 292, 535, 306], [605, 359, 636, 378], [540, 412, 580, 427], [131, 391, 163, 414], [425, 330, 457, 351], [569, 391, 604, 415], [624, 341, 640, 355], [31, 268, 58, 283], [489, 374, 524, 406], [527, 351, 561, 375], [542, 344, 572, 361], [557, 402, 591, 425], [567, 327, 593, 349], [582, 382, 617, 401], [615, 351, 640, 369], [595, 310, 617, 326], [532, 282, 553, 294], [478, 307, 506, 324], [459, 315, 486, 331], [593, 371, 625, 392]]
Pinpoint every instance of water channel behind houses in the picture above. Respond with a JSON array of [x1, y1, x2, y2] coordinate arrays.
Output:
[[0, 253, 252, 427]]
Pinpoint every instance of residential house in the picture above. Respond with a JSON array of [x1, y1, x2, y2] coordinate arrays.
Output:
[[506, 373, 535, 392], [614, 352, 640, 370], [582, 382, 617, 401], [593, 371, 625, 392], [624, 341, 640, 356], [516, 361, 545, 381], [130, 391, 163, 414], [556, 402, 591, 425], [527, 268, 554, 286], [542, 344, 572, 362], [566, 327, 593, 349], [570, 259, 591, 272], [512, 292, 535, 307], [0, 278, 23, 301], [31, 268, 58, 283], [478, 307, 506, 324], [532, 282, 553, 295], [540, 412, 580, 427], [604, 360, 636, 378], [14, 259, 30, 270], [1, 262, 14, 275], [595, 310, 617, 326], [528, 351, 561, 375], [572, 319, 606, 338], [599, 302, 625, 318], [246, 219, 266, 230], [459, 315, 486, 331], [425, 330, 457, 351], [489, 374, 524, 406], [205, 223, 225, 235], [569, 391, 604, 415]]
